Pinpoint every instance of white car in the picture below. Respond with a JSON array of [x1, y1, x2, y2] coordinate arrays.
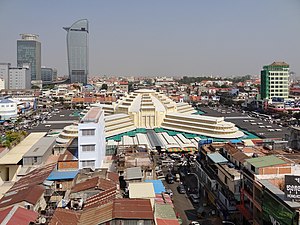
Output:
[[190, 222, 200, 225]]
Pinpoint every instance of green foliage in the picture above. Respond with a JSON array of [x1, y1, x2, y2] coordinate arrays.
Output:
[[179, 75, 251, 84], [101, 83, 108, 90]]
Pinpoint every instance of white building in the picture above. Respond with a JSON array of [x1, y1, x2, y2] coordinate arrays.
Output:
[[0, 63, 10, 89], [0, 98, 18, 120], [9, 66, 31, 89], [78, 107, 105, 170], [0, 78, 4, 90]]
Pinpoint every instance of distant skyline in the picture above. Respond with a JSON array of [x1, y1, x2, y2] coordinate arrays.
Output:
[[0, 0, 299, 77]]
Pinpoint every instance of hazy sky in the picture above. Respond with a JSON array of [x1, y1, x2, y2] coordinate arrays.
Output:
[[0, 0, 299, 77]]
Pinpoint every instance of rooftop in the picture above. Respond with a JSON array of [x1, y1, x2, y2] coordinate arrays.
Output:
[[23, 136, 56, 157], [47, 170, 79, 181], [245, 155, 287, 168], [0, 205, 38, 225], [125, 167, 143, 180], [0, 132, 46, 165], [207, 152, 228, 164], [81, 107, 102, 123], [113, 199, 154, 220], [128, 182, 156, 199]]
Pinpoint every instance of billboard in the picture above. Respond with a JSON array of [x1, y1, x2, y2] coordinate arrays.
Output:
[[263, 190, 297, 225], [285, 175, 300, 200]]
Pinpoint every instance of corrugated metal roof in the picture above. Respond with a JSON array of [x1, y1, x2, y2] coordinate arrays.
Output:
[[0, 132, 46, 164], [145, 180, 166, 194], [128, 182, 155, 199], [78, 202, 113, 225], [125, 167, 143, 180], [47, 170, 79, 181], [156, 218, 180, 225], [155, 204, 177, 219], [207, 152, 228, 164], [49, 208, 81, 225], [113, 199, 154, 220], [246, 155, 286, 168], [0, 205, 38, 225]]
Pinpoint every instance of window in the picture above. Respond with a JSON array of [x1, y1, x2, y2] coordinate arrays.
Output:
[[81, 145, 95, 152], [225, 176, 228, 184], [80, 160, 95, 168], [81, 129, 95, 136], [251, 165, 255, 172]]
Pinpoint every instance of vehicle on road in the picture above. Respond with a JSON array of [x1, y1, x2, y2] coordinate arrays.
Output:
[[189, 194, 200, 204], [166, 173, 174, 184], [189, 221, 200, 225], [177, 184, 186, 194]]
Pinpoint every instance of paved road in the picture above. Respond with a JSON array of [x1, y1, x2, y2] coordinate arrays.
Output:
[[201, 106, 288, 139], [163, 180, 197, 224], [29, 109, 79, 133]]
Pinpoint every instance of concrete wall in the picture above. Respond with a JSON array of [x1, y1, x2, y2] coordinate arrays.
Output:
[[78, 108, 105, 169], [0, 165, 21, 183]]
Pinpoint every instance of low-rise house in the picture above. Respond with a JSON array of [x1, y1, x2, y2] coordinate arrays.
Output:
[[0, 132, 46, 183], [23, 136, 56, 166], [0, 163, 55, 211]]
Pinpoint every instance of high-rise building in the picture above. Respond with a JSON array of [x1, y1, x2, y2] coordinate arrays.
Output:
[[78, 107, 105, 170], [260, 62, 290, 100], [41, 67, 57, 82], [0, 63, 10, 89], [63, 19, 89, 85], [17, 34, 41, 81]]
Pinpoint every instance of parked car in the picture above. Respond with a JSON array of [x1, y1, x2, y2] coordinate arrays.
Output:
[[190, 194, 200, 204], [177, 184, 186, 194], [166, 173, 174, 184]]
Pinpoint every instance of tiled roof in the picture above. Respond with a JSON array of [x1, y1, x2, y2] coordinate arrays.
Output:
[[0, 205, 38, 225], [49, 208, 81, 225], [113, 199, 154, 220]]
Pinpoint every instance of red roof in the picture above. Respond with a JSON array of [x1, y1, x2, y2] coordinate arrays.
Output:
[[71, 177, 116, 193], [0, 163, 55, 209], [113, 199, 154, 220], [0, 205, 38, 225], [156, 218, 180, 225], [49, 208, 81, 225]]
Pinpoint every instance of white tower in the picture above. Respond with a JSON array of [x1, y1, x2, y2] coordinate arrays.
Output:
[[78, 107, 105, 169]]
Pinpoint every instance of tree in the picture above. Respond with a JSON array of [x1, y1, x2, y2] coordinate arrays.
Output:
[[101, 84, 108, 90]]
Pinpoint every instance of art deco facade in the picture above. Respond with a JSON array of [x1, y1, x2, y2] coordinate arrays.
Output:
[[64, 19, 89, 85]]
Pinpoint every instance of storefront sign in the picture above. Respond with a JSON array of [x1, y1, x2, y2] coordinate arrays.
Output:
[[285, 175, 300, 200]]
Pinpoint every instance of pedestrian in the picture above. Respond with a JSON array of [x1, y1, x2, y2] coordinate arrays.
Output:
[[170, 192, 173, 198]]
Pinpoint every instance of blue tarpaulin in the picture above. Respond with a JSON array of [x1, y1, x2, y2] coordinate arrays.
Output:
[[145, 180, 166, 194], [47, 170, 79, 181]]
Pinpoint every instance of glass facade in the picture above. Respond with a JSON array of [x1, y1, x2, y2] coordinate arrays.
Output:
[[17, 35, 41, 81], [64, 19, 89, 85], [41, 67, 54, 82]]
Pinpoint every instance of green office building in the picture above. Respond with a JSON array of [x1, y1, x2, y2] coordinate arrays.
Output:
[[260, 62, 289, 100]]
